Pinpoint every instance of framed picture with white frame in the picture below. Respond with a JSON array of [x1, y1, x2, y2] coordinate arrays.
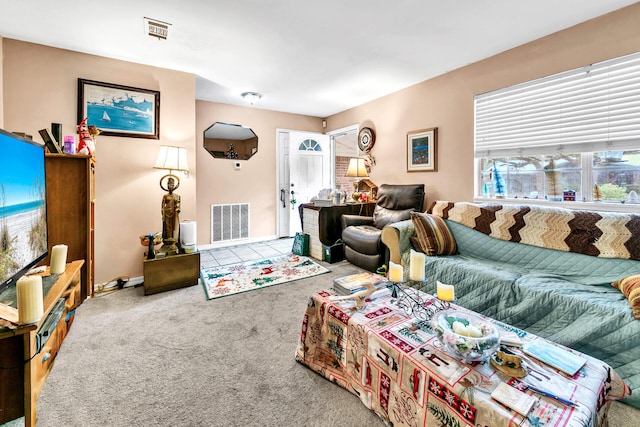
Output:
[[407, 127, 437, 172]]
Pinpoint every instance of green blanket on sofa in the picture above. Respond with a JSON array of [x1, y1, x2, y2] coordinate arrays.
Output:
[[393, 218, 640, 408]]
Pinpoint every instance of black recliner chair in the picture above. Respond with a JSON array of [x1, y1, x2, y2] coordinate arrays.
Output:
[[340, 184, 425, 272]]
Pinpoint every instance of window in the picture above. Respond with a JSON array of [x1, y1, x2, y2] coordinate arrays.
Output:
[[475, 52, 640, 205], [298, 138, 322, 151]]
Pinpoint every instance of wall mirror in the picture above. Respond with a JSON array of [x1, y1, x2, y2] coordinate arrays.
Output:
[[203, 122, 258, 160]]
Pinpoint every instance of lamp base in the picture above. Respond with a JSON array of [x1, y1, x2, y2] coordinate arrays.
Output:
[[158, 238, 179, 256]]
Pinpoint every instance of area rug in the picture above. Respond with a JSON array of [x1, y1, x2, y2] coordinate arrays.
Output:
[[201, 253, 330, 300]]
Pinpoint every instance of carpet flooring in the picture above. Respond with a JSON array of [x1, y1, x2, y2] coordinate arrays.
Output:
[[14, 259, 639, 426]]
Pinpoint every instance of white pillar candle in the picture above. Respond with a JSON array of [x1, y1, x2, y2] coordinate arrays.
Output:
[[16, 275, 44, 324], [50, 244, 68, 275], [409, 249, 426, 281], [179, 221, 197, 246], [388, 261, 403, 283], [436, 281, 455, 301]]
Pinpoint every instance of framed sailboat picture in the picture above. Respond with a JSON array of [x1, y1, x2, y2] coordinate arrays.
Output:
[[77, 79, 160, 139]]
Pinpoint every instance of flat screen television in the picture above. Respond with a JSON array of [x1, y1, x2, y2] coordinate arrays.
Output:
[[0, 128, 48, 294]]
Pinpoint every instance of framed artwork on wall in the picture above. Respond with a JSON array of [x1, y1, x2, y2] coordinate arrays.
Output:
[[77, 78, 160, 139], [407, 127, 437, 172]]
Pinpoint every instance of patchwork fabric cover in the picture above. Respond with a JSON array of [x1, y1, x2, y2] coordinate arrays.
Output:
[[429, 200, 640, 260], [389, 218, 640, 409], [296, 289, 630, 427]]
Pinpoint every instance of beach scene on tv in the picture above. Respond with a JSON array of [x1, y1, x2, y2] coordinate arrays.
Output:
[[0, 137, 47, 286]]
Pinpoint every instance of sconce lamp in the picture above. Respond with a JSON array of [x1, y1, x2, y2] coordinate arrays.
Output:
[[153, 145, 188, 256]]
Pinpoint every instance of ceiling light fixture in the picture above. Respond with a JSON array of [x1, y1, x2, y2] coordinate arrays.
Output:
[[241, 92, 262, 106], [144, 17, 171, 40]]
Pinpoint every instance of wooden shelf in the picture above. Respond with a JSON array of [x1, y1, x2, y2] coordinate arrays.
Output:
[[0, 260, 84, 426], [44, 154, 95, 301]]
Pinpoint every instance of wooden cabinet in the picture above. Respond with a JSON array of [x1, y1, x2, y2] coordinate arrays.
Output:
[[0, 260, 84, 426], [143, 251, 201, 295], [44, 154, 95, 301]]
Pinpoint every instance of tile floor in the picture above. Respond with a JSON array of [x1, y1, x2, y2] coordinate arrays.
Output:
[[199, 237, 294, 269]]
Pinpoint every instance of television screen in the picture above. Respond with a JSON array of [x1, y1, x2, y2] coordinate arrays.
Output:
[[0, 129, 48, 293]]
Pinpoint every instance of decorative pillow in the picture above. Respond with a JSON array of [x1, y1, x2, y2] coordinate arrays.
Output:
[[410, 212, 457, 256], [410, 236, 424, 253], [612, 275, 640, 319]]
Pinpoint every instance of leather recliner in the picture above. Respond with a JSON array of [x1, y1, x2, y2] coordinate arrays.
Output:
[[340, 184, 425, 272]]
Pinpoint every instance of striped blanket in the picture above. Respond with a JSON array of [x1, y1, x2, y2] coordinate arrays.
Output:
[[429, 201, 640, 260]]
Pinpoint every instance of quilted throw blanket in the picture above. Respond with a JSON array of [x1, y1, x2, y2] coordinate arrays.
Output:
[[429, 201, 640, 260]]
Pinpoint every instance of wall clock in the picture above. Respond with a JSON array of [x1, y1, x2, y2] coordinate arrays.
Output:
[[358, 127, 375, 152]]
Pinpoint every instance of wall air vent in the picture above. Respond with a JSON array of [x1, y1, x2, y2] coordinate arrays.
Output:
[[144, 17, 171, 40]]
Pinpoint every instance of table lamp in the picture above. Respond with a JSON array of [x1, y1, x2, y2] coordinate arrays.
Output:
[[345, 158, 369, 202]]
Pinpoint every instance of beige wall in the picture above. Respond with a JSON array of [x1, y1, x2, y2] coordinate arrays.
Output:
[[2, 3, 639, 285], [2, 39, 197, 285], [195, 100, 322, 244], [327, 4, 640, 207]]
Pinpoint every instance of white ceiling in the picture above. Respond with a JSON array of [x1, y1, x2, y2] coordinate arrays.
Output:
[[0, 1, 636, 117]]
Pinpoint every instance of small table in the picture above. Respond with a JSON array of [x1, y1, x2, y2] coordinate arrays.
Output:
[[295, 287, 630, 426], [299, 202, 376, 260], [143, 251, 200, 295]]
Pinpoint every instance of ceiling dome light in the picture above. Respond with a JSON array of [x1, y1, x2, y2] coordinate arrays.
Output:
[[241, 91, 262, 106]]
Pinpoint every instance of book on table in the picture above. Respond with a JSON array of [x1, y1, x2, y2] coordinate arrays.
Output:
[[523, 339, 587, 376], [333, 272, 389, 295], [491, 382, 537, 416]]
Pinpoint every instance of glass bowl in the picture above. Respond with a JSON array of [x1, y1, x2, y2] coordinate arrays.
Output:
[[431, 310, 500, 363]]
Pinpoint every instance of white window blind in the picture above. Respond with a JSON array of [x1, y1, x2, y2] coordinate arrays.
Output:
[[475, 51, 640, 158]]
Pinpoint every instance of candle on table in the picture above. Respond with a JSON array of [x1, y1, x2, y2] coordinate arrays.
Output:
[[436, 281, 455, 301], [16, 275, 44, 324], [409, 249, 426, 281], [50, 244, 68, 275], [388, 261, 403, 283]]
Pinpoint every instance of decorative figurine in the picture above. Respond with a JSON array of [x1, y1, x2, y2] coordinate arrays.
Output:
[[159, 176, 181, 256], [330, 281, 379, 309], [77, 118, 95, 156]]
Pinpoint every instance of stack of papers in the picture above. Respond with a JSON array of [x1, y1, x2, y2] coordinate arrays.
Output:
[[333, 272, 388, 295], [523, 339, 587, 376]]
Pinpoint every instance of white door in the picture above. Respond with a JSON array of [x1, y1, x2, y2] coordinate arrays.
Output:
[[277, 130, 331, 237]]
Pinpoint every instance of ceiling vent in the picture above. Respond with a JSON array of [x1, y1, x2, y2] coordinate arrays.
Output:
[[144, 17, 171, 40]]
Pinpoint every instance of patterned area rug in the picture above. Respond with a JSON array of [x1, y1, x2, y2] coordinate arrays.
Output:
[[201, 254, 330, 300]]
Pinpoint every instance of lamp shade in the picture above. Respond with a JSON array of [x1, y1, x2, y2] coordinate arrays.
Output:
[[154, 146, 189, 172], [345, 158, 369, 178]]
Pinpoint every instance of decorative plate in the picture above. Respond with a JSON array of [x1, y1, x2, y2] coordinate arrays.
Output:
[[358, 127, 375, 152]]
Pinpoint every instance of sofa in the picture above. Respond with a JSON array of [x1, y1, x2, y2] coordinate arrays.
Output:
[[381, 200, 640, 408]]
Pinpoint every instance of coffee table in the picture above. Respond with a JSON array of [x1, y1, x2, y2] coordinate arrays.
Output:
[[295, 286, 630, 426]]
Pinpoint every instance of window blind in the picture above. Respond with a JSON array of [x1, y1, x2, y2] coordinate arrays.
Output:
[[475, 51, 640, 158]]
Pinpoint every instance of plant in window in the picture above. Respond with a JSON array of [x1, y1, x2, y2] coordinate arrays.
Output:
[[493, 164, 505, 198]]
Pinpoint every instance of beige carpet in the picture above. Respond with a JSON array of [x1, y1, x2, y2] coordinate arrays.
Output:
[[16, 259, 638, 426]]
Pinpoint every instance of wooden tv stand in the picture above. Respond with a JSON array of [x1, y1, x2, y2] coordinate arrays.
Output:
[[0, 260, 84, 426]]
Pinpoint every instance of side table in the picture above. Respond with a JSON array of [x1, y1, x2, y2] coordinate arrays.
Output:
[[143, 251, 201, 295]]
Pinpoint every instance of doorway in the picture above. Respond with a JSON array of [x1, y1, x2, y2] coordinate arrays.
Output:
[[276, 126, 360, 238], [276, 129, 331, 237]]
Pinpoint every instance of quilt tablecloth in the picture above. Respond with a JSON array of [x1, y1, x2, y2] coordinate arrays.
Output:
[[295, 287, 630, 427]]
